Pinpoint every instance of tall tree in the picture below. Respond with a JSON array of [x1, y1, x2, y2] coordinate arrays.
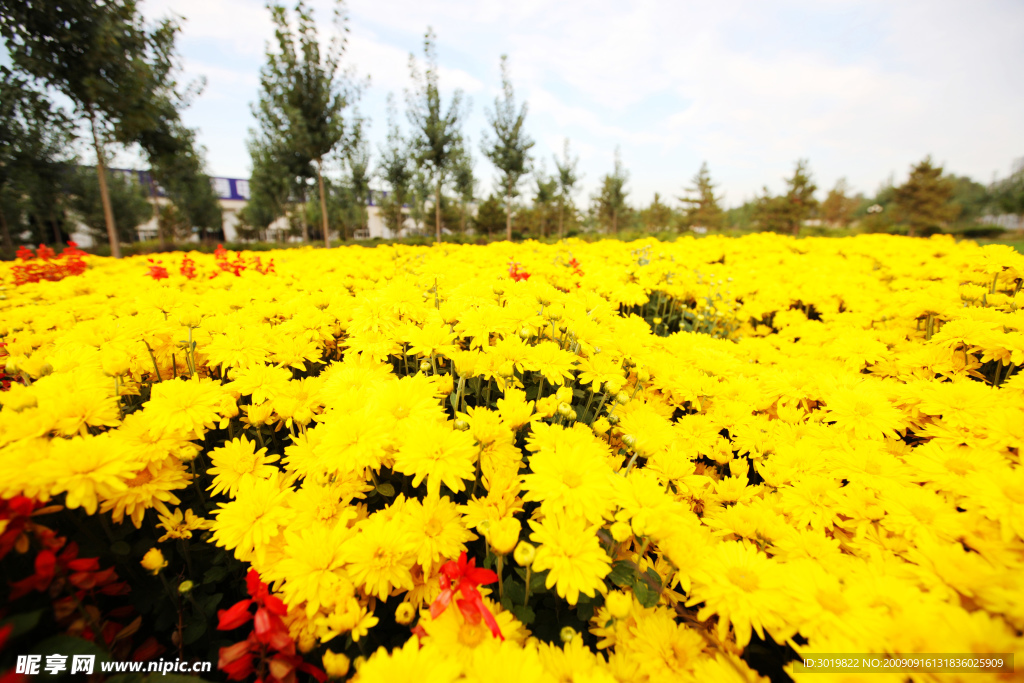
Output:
[[481, 55, 534, 241], [0, 66, 75, 254], [450, 138, 476, 235], [679, 162, 724, 231], [992, 158, 1024, 230], [553, 139, 581, 239], [531, 165, 559, 238], [146, 122, 222, 244], [594, 148, 630, 235], [820, 177, 859, 228], [256, 0, 360, 248], [68, 167, 150, 245], [640, 192, 674, 233], [341, 112, 371, 240], [0, 0, 196, 257], [376, 93, 414, 236], [893, 156, 957, 237], [240, 135, 293, 241], [754, 159, 818, 235], [406, 27, 465, 244]]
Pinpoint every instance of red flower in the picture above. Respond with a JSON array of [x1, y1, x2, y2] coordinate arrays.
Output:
[[430, 552, 503, 640], [146, 259, 169, 280], [508, 262, 531, 282]]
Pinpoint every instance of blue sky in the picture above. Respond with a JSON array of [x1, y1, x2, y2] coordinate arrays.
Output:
[[136, 0, 1024, 208]]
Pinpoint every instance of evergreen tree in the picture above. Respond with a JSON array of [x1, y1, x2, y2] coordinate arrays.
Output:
[[0, 66, 75, 254], [376, 94, 414, 236], [255, 0, 362, 247], [240, 135, 294, 241], [893, 156, 957, 237], [754, 159, 817, 235], [820, 177, 859, 228], [482, 55, 534, 241], [947, 174, 992, 226], [553, 139, 581, 239], [640, 192, 674, 233], [340, 112, 371, 240], [473, 194, 507, 236], [450, 138, 476, 235], [406, 27, 465, 243], [992, 158, 1024, 230], [1, 0, 199, 257], [679, 162, 724, 231], [594, 148, 630, 234]]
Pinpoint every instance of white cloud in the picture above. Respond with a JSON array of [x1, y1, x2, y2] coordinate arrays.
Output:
[[140, 0, 1024, 204]]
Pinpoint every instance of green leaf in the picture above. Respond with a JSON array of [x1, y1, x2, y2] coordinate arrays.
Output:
[[30, 635, 110, 678], [510, 604, 536, 625], [503, 580, 525, 606], [198, 592, 223, 615], [608, 560, 636, 589], [183, 619, 207, 645], [375, 482, 395, 497], [110, 541, 131, 556], [576, 602, 594, 622], [632, 577, 660, 608], [644, 566, 663, 591], [1, 608, 45, 637], [202, 566, 228, 584]]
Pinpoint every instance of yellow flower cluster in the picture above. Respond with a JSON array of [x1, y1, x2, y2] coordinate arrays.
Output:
[[2, 234, 1023, 682]]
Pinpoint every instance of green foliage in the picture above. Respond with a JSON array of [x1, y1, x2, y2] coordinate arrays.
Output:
[[376, 94, 415, 236], [893, 156, 958, 237], [406, 27, 466, 242], [991, 158, 1024, 221], [594, 148, 631, 234], [0, 0, 200, 257], [553, 139, 582, 239], [473, 194, 508, 236], [753, 159, 818, 235], [639, 192, 675, 233], [819, 178, 860, 229], [68, 167, 151, 244], [0, 66, 76, 254], [678, 162, 724, 231], [254, 0, 361, 246], [239, 135, 294, 238], [481, 55, 534, 240]]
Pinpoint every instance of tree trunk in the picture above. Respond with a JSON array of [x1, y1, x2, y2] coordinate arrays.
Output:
[[0, 208, 13, 255], [435, 178, 442, 244], [149, 176, 167, 249], [50, 214, 62, 248], [506, 189, 512, 241], [316, 159, 330, 247], [90, 113, 121, 258]]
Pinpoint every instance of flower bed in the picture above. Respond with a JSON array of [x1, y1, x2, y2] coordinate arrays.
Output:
[[1, 234, 1022, 682]]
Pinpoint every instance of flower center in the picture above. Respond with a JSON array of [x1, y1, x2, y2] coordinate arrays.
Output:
[[726, 566, 759, 592]]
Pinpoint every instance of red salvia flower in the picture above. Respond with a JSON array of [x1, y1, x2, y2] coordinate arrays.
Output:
[[430, 552, 504, 640]]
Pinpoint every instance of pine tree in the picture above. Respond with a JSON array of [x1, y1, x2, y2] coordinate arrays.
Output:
[[893, 156, 957, 237], [640, 192, 674, 233], [594, 148, 629, 234], [679, 162, 724, 231], [376, 93, 414, 236], [553, 139, 581, 239], [820, 178, 859, 229], [406, 27, 465, 244], [481, 55, 534, 241]]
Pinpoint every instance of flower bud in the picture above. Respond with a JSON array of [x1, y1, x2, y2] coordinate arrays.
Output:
[[606, 413, 620, 426], [454, 419, 470, 431], [653, 317, 662, 325], [519, 326, 532, 339], [555, 386, 573, 403], [560, 626, 577, 643], [419, 360, 432, 373], [557, 402, 573, 417], [395, 602, 416, 626], [178, 580, 194, 594], [175, 306, 203, 328], [610, 521, 632, 543], [615, 391, 629, 405], [492, 285, 505, 296], [637, 368, 650, 383], [591, 417, 611, 435], [488, 516, 521, 555], [565, 409, 577, 422], [513, 541, 536, 566], [141, 548, 167, 575], [323, 650, 351, 679], [606, 591, 632, 619], [622, 434, 637, 449]]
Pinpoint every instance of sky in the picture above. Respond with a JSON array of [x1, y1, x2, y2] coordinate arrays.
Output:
[[135, 0, 1024, 209]]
